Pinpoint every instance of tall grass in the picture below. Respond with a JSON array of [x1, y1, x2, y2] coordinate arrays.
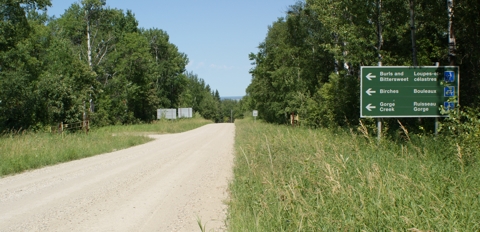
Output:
[[228, 118, 480, 231], [0, 131, 149, 177], [95, 117, 212, 134], [0, 118, 211, 177]]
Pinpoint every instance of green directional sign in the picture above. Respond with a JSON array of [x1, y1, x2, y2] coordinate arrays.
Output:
[[360, 66, 459, 118]]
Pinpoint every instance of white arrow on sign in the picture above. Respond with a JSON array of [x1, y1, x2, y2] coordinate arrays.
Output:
[[366, 88, 376, 96], [366, 73, 376, 81], [366, 104, 376, 111]]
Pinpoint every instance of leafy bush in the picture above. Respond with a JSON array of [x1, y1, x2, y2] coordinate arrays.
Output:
[[440, 106, 480, 166]]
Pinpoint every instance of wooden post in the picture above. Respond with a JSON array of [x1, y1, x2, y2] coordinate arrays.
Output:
[[291, 112, 294, 127], [60, 122, 64, 138], [83, 100, 86, 130]]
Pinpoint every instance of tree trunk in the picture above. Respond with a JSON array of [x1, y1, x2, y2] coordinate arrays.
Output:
[[447, 0, 456, 65], [377, 0, 383, 65], [86, 9, 93, 69], [410, 0, 418, 66], [334, 33, 339, 74]]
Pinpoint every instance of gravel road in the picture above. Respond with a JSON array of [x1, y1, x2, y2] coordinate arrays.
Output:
[[0, 123, 235, 232]]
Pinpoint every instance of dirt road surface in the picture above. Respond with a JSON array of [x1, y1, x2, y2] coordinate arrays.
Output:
[[0, 124, 235, 232]]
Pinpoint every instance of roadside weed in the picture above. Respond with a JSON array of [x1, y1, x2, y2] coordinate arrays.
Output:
[[228, 119, 480, 231]]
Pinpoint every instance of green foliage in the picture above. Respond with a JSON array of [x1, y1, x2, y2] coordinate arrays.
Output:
[[0, 7, 93, 130], [220, 99, 243, 122], [0, 1, 222, 131], [246, 0, 480, 130], [111, 32, 155, 121], [0, 0, 51, 52], [455, 0, 480, 107], [0, 71, 36, 129], [439, 106, 480, 166], [302, 72, 358, 128]]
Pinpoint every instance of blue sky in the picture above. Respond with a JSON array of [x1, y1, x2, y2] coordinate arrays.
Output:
[[47, 0, 298, 97]]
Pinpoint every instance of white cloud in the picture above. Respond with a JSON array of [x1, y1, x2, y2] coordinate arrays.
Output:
[[196, 62, 206, 69], [187, 61, 233, 71], [209, 64, 234, 70]]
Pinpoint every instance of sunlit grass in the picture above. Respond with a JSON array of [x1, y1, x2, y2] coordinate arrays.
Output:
[[96, 117, 212, 134], [228, 118, 480, 231], [0, 118, 212, 177]]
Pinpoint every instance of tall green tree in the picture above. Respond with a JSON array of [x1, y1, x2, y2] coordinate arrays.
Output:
[[0, 0, 51, 52], [108, 32, 155, 122], [142, 28, 188, 108], [247, 2, 336, 125]]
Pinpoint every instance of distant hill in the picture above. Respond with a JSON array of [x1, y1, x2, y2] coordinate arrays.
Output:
[[221, 96, 244, 101]]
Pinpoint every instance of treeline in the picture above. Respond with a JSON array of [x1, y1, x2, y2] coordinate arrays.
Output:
[[245, 0, 480, 129], [0, 0, 229, 131]]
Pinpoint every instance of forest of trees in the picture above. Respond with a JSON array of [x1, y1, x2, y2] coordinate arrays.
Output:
[[0, 0, 240, 132], [4, 0, 479, 133], [245, 0, 480, 131]]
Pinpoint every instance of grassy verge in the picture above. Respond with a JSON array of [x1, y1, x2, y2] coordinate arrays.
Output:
[[95, 117, 212, 134], [228, 118, 480, 231], [0, 118, 211, 177]]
